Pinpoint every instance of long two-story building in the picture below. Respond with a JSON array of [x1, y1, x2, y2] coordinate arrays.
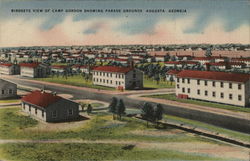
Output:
[[175, 70, 250, 107], [92, 66, 143, 90]]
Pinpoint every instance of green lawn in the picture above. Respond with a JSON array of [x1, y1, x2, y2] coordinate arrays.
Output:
[[146, 94, 250, 113], [0, 99, 20, 103], [37, 75, 114, 90], [0, 143, 220, 161], [0, 108, 209, 143], [165, 115, 250, 143], [143, 78, 175, 89]]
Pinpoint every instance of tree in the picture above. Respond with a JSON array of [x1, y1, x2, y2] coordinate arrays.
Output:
[[87, 104, 92, 115], [116, 99, 126, 120], [169, 75, 174, 85], [205, 48, 212, 57], [141, 102, 154, 127], [154, 74, 160, 85], [109, 97, 118, 120], [153, 104, 164, 127]]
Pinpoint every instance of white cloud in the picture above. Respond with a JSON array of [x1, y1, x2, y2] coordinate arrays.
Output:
[[0, 15, 249, 47]]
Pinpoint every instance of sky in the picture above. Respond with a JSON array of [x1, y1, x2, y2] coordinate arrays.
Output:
[[0, 0, 249, 47]]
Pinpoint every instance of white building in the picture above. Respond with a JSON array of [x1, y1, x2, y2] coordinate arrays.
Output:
[[20, 63, 47, 78], [231, 58, 250, 67], [175, 70, 250, 107], [0, 63, 20, 75], [92, 66, 143, 90], [0, 79, 17, 99], [21, 90, 79, 122]]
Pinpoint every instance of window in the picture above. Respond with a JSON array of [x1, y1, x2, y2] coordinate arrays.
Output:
[[68, 109, 73, 116], [197, 80, 200, 85], [238, 95, 242, 101], [177, 78, 180, 83], [182, 78, 185, 83], [220, 92, 224, 98], [187, 88, 190, 93], [177, 84, 180, 89], [42, 111, 44, 117], [23, 103, 25, 109], [93, 78, 95, 82], [9, 89, 13, 94], [204, 80, 207, 86], [197, 89, 200, 95], [1, 90, 4, 95], [29, 105, 31, 112], [110, 73, 112, 77], [35, 108, 37, 114], [229, 94, 233, 100], [52, 110, 57, 118], [238, 84, 242, 90], [107, 80, 109, 83], [110, 80, 112, 84], [187, 79, 190, 84], [212, 81, 216, 87], [205, 90, 208, 96], [229, 83, 232, 89], [133, 73, 136, 78], [220, 82, 224, 88], [182, 88, 185, 93], [212, 91, 216, 97]]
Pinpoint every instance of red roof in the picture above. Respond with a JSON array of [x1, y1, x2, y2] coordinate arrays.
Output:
[[0, 63, 13, 67], [19, 63, 40, 68], [167, 70, 181, 75], [177, 70, 250, 83], [21, 90, 62, 108], [231, 58, 250, 62], [93, 66, 133, 73]]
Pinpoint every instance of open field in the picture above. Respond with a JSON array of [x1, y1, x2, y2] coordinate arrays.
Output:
[[143, 78, 175, 89], [0, 143, 223, 161], [36, 75, 114, 90], [165, 115, 250, 143], [145, 94, 250, 113], [0, 99, 20, 103], [0, 107, 249, 160], [36, 74, 174, 90]]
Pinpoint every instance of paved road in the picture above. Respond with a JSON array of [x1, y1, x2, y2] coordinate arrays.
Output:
[[1, 75, 250, 133]]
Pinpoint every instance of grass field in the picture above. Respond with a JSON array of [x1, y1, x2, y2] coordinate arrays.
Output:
[[165, 115, 250, 143], [146, 94, 250, 113], [0, 107, 248, 161], [0, 143, 220, 161], [37, 75, 114, 90], [0, 108, 211, 143], [143, 78, 175, 89], [0, 99, 20, 103]]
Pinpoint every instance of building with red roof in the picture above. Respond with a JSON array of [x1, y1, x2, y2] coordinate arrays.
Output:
[[0, 63, 20, 75], [92, 66, 143, 90], [175, 70, 250, 107], [166, 70, 181, 82], [21, 90, 79, 122], [231, 58, 250, 67], [20, 63, 47, 78]]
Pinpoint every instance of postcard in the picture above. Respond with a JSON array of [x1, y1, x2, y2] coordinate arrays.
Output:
[[0, 0, 249, 161]]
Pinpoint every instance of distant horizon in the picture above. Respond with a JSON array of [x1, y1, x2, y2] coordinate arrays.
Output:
[[1, 43, 250, 49]]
